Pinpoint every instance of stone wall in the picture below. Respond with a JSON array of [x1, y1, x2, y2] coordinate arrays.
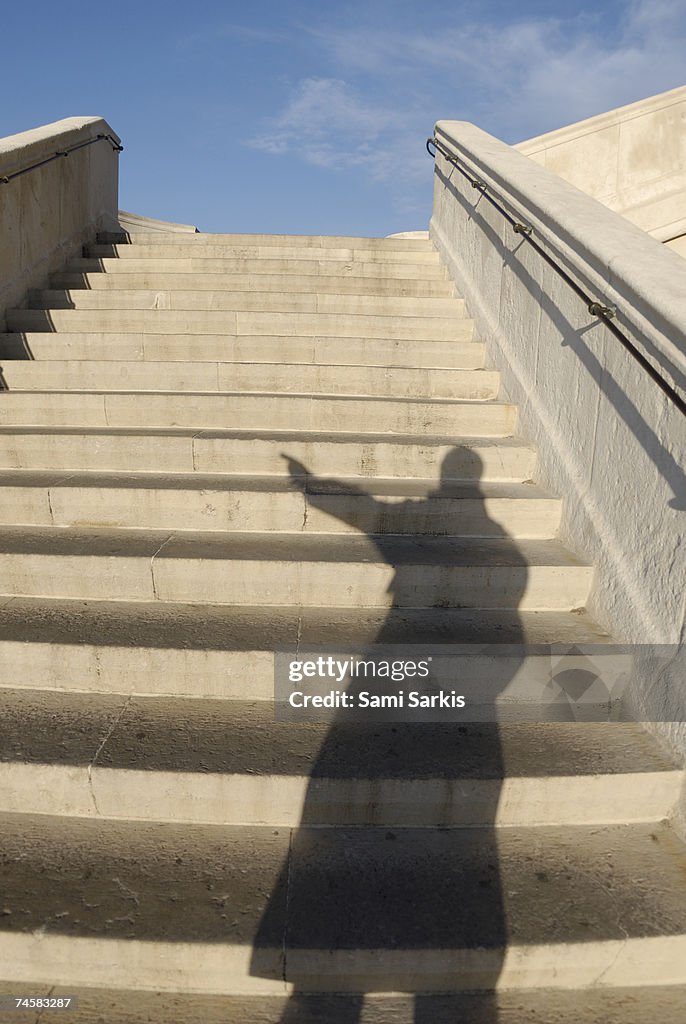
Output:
[[516, 85, 686, 251], [0, 116, 121, 330], [430, 120, 686, 759]]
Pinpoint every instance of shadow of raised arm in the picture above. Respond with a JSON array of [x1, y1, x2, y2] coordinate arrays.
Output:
[[282, 454, 382, 531]]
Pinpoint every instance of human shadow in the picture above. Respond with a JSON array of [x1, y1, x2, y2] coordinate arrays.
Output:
[[251, 446, 529, 1023]]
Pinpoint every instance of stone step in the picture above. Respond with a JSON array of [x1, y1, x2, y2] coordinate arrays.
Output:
[[0, 815, 685, 993], [97, 231, 436, 251], [0, 472, 559, 535], [0, 429, 536, 477], [0, 362, 499, 400], [1, 983, 683, 1024], [29, 289, 465, 318], [0, 333, 485, 368], [0, 527, 591, 608], [54, 270, 456, 298], [86, 243, 442, 265], [0, 393, 516, 434], [0, 693, 679, 827], [71, 256, 449, 280], [0, 599, 613, 699], [7, 308, 474, 341]]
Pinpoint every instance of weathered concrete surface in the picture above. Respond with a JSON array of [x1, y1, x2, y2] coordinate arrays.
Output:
[[117, 210, 198, 234], [430, 120, 686, 761], [101, 231, 435, 250], [0, 218, 684, 1013], [28, 287, 465, 317], [0, 332, 481, 366], [52, 269, 456, 296], [0, 392, 513, 434], [0, 360, 498, 399], [1, 815, 686, 992], [24, 360, 497, 397], [0, 428, 537, 477], [0, 599, 609, 699], [71, 254, 449, 279], [0, 690, 679, 826], [0, 472, 559, 536], [7, 306, 474, 341], [386, 231, 430, 240], [0, 984, 683, 1024], [0, 526, 592, 608], [667, 234, 686, 257], [517, 85, 686, 250], [88, 242, 441, 264], [0, 117, 120, 331]]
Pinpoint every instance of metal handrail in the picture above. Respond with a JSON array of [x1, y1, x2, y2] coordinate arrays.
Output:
[[427, 135, 686, 418], [0, 133, 123, 185]]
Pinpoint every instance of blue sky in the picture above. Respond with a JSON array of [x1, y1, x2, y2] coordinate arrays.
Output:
[[3, 0, 685, 236]]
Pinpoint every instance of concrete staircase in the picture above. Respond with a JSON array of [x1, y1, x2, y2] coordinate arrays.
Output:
[[0, 230, 684, 1022]]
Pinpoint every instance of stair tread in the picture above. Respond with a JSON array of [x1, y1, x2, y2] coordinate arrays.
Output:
[[0, 470, 552, 499], [97, 232, 436, 249], [0, 691, 675, 776], [32, 286, 461, 304], [0, 364, 498, 399], [9, 308, 467, 327], [0, 983, 682, 1024], [6, 307, 479, 344], [0, 359, 491, 372], [1, 334, 484, 371], [86, 244, 441, 263], [0, 425, 527, 444], [28, 292, 466, 322], [0, 815, 685, 950], [53, 270, 456, 296], [0, 525, 586, 565], [0, 389, 505, 409], [70, 255, 450, 279], [0, 598, 610, 647]]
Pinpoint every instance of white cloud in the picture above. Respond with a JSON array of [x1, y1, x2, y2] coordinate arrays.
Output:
[[309, 0, 686, 139], [247, 77, 426, 181], [245, 0, 686, 214], [178, 21, 288, 50]]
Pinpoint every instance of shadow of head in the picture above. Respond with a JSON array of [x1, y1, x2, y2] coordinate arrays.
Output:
[[431, 446, 485, 495]]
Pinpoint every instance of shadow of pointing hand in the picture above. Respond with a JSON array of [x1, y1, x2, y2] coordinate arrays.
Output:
[[282, 453, 310, 491]]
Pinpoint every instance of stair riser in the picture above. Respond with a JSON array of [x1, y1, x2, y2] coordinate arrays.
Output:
[[1, 930, 684, 995], [97, 232, 435, 251], [30, 290, 465, 318], [0, 334, 485, 368], [7, 309, 473, 341], [0, 556, 591, 608], [0, 436, 536, 478], [0, 395, 516, 434], [0, 363, 499, 400], [53, 272, 456, 298], [0, 488, 560, 537], [0, 761, 678, 828], [87, 244, 442, 264], [0, 643, 522, 699], [71, 256, 449, 280]]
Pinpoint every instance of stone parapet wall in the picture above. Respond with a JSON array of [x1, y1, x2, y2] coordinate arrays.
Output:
[[430, 120, 686, 756], [0, 116, 120, 330], [516, 85, 686, 247]]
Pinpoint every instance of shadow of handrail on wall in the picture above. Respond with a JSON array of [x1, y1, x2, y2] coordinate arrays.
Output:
[[433, 156, 686, 401], [435, 163, 686, 512]]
